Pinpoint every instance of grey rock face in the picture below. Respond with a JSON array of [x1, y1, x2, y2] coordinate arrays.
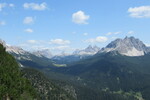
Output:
[[73, 45, 100, 56], [99, 36, 150, 56], [33, 49, 53, 58]]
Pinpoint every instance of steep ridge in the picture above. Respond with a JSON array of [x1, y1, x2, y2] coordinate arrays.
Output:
[[99, 36, 150, 56], [52, 45, 100, 64], [32, 49, 53, 58], [73, 45, 100, 56], [0, 43, 38, 99]]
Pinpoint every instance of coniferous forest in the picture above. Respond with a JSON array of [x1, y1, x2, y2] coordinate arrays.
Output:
[[0, 44, 38, 99], [0, 44, 75, 100]]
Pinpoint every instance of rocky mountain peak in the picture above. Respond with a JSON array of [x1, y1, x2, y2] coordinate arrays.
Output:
[[99, 36, 150, 56], [32, 49, 53, 58], [73, 45, 100, 56]]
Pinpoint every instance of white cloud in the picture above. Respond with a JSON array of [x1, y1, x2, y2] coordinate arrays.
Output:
[[128, 6, 150, 18], [72, 11, 90, 24], [72, 32, 76, 34], [106, 31, 121, 35], [9, 4, 15, 7], [23, 17, 34, 24], [106, 32, 113, 35], [85, 36, 108, 43], [145, 43, 150, 47], [127, 31, 135, 34], [52, 46, 70, 50], [83, 33, 88, 36], [114, 31, 121, 35], [23, 2, 48, 11], [19, 40, 73, 55], [50, 39, 70, 45], [25, 28, 34, 33], [0, 3, 15, 11], [111, 37, 118, 40], [27, 40, 38, 44], [0, 21, 6, 26]]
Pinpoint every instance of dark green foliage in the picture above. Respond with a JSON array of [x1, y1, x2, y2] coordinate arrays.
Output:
[[74, 86, 138, 100], [49, 52, 150, 100], [0, 44, 38, 99], [22, 68, 75, 100]]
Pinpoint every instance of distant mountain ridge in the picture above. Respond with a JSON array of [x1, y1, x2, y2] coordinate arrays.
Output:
[[73, 45, 100, 56], [32, 49, 53, 58], [99, 36, 150, 56], [0, 39, 32, 60], [1, 36, 150, 67], [52, 45, 100, 64]]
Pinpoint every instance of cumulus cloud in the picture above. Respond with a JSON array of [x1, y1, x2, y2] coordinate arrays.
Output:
[[0, 3, 14, 11], [127, 31, 135, 34], [23, 17, 34, 24], [106, 31, 121, 35], [85, 36, 108, 43], [111, 37, 118, 40], [52, 46, 70, 50], [24, 28, 34, 33], [27, 40, 38, 44], [145, 43, 150, 47], [9, 4, 15, 7], [0, 21, 6, 26], [72, 32, 76, 34], [50, 39, 70, 45], [23, 2, 48, 11], [83, 33, 88, 36], [19, 40, 73, 55], [128, 6, 150, 18], [106, 32, 113, 35], [72, 11, 90, 24]]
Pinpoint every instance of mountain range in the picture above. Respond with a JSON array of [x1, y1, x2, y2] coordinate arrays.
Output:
[[1, 36, 150, 100], [1, 36, 150, 60]]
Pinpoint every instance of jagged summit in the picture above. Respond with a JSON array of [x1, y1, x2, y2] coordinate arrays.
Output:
[[33, 49, 53, 58], [99, 36, 150, 56], [73, 45, 100, 56], [0, 39, 27, 55], [1, 37, 149, 57], [6, 46, 27, 55]]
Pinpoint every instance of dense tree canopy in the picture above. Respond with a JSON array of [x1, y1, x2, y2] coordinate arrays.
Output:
[[0, 44, 37, 99]]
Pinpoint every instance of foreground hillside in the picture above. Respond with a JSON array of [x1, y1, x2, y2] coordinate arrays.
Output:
[[22, 68, 75, 100], [0, 43, 75, 100], [0, 44, 38, 99]]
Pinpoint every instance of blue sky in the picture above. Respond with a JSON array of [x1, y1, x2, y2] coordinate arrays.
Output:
[[0, 0, 150, 54]]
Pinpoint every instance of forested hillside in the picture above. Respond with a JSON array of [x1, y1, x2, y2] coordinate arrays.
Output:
[[0, 43, 76, 100], [0, 44, 38, 99], [22, 68, 75, 100], [50, 52, 150, 100]]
